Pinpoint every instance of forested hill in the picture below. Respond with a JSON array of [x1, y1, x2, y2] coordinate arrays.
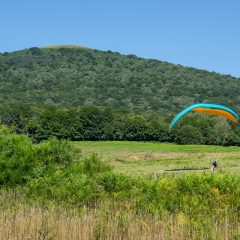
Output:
[[0, 46, 240, 112]]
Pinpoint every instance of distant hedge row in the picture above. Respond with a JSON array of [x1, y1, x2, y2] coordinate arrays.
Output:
[[0, 104, 240, 146]]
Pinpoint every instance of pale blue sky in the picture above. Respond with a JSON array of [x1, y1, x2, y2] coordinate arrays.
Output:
[[1, 0, 240, 77]]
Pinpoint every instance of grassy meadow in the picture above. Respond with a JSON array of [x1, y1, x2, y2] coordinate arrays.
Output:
[[1, 134, 240, 240], [75, 141, 240, 175]]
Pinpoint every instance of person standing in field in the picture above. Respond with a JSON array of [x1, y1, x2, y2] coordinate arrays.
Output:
[[211, 161, 218, 171]]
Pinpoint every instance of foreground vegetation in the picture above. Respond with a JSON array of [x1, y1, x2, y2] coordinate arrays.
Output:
[[1, 126, 240, 239], [1, 194, 239, 239]]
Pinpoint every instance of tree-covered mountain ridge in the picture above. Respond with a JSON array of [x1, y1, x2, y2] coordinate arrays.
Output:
[[0, 45, 239, 113]]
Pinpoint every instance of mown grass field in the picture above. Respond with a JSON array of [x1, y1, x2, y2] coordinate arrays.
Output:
[[75, 141, 240, 175]]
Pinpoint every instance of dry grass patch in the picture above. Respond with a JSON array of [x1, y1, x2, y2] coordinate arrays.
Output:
[[1, 205, 240, 240]]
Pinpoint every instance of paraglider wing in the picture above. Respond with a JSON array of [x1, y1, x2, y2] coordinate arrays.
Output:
[[170, 103, 239, 129]]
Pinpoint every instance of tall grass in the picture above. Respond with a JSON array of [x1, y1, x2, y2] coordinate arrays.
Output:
[[0, 192, 240, 240]]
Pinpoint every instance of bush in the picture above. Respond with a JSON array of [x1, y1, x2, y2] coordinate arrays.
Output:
[[0, 126, 35, 185], [35, 138, 80, 167], [26, 155, 112, 205], [97, 172, 140, 200], [27, 170, 100, 206], [0, 126, 80, 185], [82, 154, 112, 177]]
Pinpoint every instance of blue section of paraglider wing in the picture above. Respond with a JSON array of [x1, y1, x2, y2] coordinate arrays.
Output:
[[169, 104, 198, 129]]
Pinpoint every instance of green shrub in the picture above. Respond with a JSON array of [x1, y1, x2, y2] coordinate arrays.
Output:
[[34, 138, 80, 167], [136, 173, 240, 216], [0, 126, 35, 185], [0, 126, 80, 185], [27, 169, 100, 206], [82, 154, 112, 177], [26, 155, 112, 205], [97, 172, 140, 200]]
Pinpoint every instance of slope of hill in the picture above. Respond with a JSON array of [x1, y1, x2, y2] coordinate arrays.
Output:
[[0, 46, 239, 112]]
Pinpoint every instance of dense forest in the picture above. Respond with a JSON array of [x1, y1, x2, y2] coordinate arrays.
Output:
[[1, 46, 240, 145], [1, 46, 240, 112]]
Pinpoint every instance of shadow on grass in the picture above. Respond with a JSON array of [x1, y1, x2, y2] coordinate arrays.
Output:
[[165, 167, 209, 172]]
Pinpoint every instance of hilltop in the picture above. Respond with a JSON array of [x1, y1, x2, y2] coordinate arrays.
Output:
[[0, 46, 239, 112]]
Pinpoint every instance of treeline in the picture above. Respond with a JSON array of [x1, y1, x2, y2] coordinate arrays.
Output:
[[0, 104, 240, 146]]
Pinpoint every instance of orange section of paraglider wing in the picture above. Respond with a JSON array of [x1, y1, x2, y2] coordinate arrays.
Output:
[[193, 108, 238, 123]]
